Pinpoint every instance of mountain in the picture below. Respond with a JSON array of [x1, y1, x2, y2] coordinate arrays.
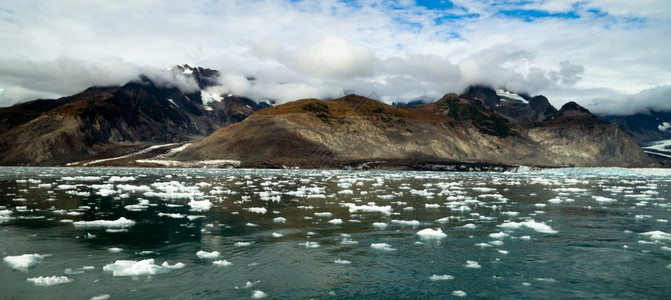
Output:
[[0, 65, 269, 165], [599, 111, 671, 144], [173, 87, 653, 169]]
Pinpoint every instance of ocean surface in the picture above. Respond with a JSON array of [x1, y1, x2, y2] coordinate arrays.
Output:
[[0, 167, 670, 299]]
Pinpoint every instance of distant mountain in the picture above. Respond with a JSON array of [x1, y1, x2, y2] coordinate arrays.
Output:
[[0, 65, 269, 165], [599, 111, 671, 144], [173, 87, 652, 169]]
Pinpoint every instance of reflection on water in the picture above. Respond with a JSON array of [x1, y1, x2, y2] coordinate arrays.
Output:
[[0, 167, 670, 299]]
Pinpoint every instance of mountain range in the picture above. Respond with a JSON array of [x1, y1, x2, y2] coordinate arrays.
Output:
[[0, 65, 667, 169]]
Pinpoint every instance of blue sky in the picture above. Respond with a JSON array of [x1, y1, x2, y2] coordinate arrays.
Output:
[[0, 0, 670, 114]]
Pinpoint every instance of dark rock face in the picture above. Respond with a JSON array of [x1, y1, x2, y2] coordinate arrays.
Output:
[[176, 90, 653, 168], [0, 68, 267, 165]]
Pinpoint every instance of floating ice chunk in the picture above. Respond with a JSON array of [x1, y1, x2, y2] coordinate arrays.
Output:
[[335, 259, 351, 265], [640, 231, 671, 241], [108, 247, 123, 253], [460, 223, 477, 229], [251, 290, 268, 299], [498, 220, 558, 234], [345, 203, 392, 215], [27, 276, 72, 286], [117, 184, 152, 193], [498, 250, 509, 255], [187, 215, 205, 221], [213, 260, 232, 267], [299, 242, 320, 248], [465, 260, 481, 268], [429, 275, 454, 281], [189, 199, 213, 212], [73, 217, 135, 229], [425, 203, 440, 208], [158, 213, 186, 219], [519, 235, 531, 240], [391, 220, 421, 227], [451, 290, 467, 297], [108, 176, 136, 183], [273, 217, 287, 223], [372, 222, 388, 230], [661, 246, 671, 252], [489, 240, 504, 246], [103, 259, 178, 276], [593, 196, 616, 203], [0, 209, 13, 216], [417, 228, 447, 239], [314, 212, 333, 217], [90, 294, 110, 300], [196, 251, 220, 259], [235, 242, 252, 247], [371, 243, 396, 251], [3, 254, 44, 271], [247, 207, 267, 214], [489, 231, 509, 239], [272, 232, 283, 238], [63, 176, 102, 182], [161, 261, 185, 269], [328, 218, 343, 224]]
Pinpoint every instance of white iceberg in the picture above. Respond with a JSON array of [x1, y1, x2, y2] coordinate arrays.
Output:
[[3, 254, 44, 271], [196, 250, 220, 259], [103, 259, 181, 276], [73, 217, 135, 229], [416, 228, 447, 239], [26, 275, 72, 286]]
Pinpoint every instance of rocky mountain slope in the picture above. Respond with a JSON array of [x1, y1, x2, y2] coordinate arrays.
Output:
[[600, 111, 671, 144], [0, 65, 268, 165], [174, 87, 653, 169]]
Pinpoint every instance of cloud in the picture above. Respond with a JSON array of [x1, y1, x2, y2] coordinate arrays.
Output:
[[584, 85, 671, 115], [0, 0, 669, 114]]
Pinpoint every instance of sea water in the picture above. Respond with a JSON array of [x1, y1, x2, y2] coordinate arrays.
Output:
[[0, 167, 669, 299]]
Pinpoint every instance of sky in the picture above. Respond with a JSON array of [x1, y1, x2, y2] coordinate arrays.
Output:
[[0, 0, 670, 115]]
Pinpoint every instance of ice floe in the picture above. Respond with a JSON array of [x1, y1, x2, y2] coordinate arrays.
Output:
[[188, 199, 213, 212], [465, 260, 481, 268], [416, 228, 447, 239], [451, 290, 467, 297], [640, 231, 671, 241], [498, 220, 558, 234], [196, 250, 220, 259], [73, 217, 135, 229], [103, 259, 183, 276], [251, 290, 268, 299], [371, 243, 396, 251], [3, 254, 44, 271], [429, 274, 454, 281], [213, 260, 232, 267], [335, 259, 352, 265], [344, 203, 392, 215], [27, 276, 72, 286]]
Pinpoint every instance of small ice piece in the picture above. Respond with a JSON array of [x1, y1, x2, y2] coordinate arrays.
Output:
[[451, 290, 467, 297], [498, 220, 558, 234], [26, 276, 72, 286], [108, 176, 136, 183], [187, 215, 205, 221], [272, 232, 283, 238], [475, 243, 493, 248], [334, 259, 351, 265], [235, 242, 252, 247], [3, 254, 44, 271], [196, 250, 220, 259], [273, 217, 287, 223], [0, 209, 12, 216], [299, 241, 320, 248], [371, 243, 396, 251], [465, 260, 481, 268], [328, 218, 343, 224], [661, 246, 671, 252], [372, 222, 388, 230], [107, 247, 123, 253], [460, 223, 477, 229], [429, 274, 454, 281], [213, 260, 232, 267], [103, 259, 174, 276], [391, 220, 421, 226], [314, 212, 333, 217], [498, 250, 509, 255], [489, 240, 504, 246], [489, 231, 509, 239], [416, 228, 447, 239], [73, 217, 135, 229], [247, 207, 267, 214], [519, 235, 531, 240], [158, 213, 186, 219], [188, 199, 213, 212], [90, 294, 111, 300], [251, 290, 268, 299], [345, 203, 392, 215], [161, 261, 185, 269], [593, 196, 616, 203], [640, 231, 671, 241]]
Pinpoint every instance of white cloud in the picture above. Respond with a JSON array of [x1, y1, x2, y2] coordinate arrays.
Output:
[[0, 0, 669, 113]]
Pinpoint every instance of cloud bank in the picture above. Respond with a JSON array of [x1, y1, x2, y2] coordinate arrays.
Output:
[[1, 0, 669, 115]]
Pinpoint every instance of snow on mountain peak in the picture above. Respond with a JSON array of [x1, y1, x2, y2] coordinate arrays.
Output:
[[496, 89, 528, 104]]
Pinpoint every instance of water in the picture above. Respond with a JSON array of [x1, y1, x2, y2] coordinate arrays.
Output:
[[0, 167, 670, 299]]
